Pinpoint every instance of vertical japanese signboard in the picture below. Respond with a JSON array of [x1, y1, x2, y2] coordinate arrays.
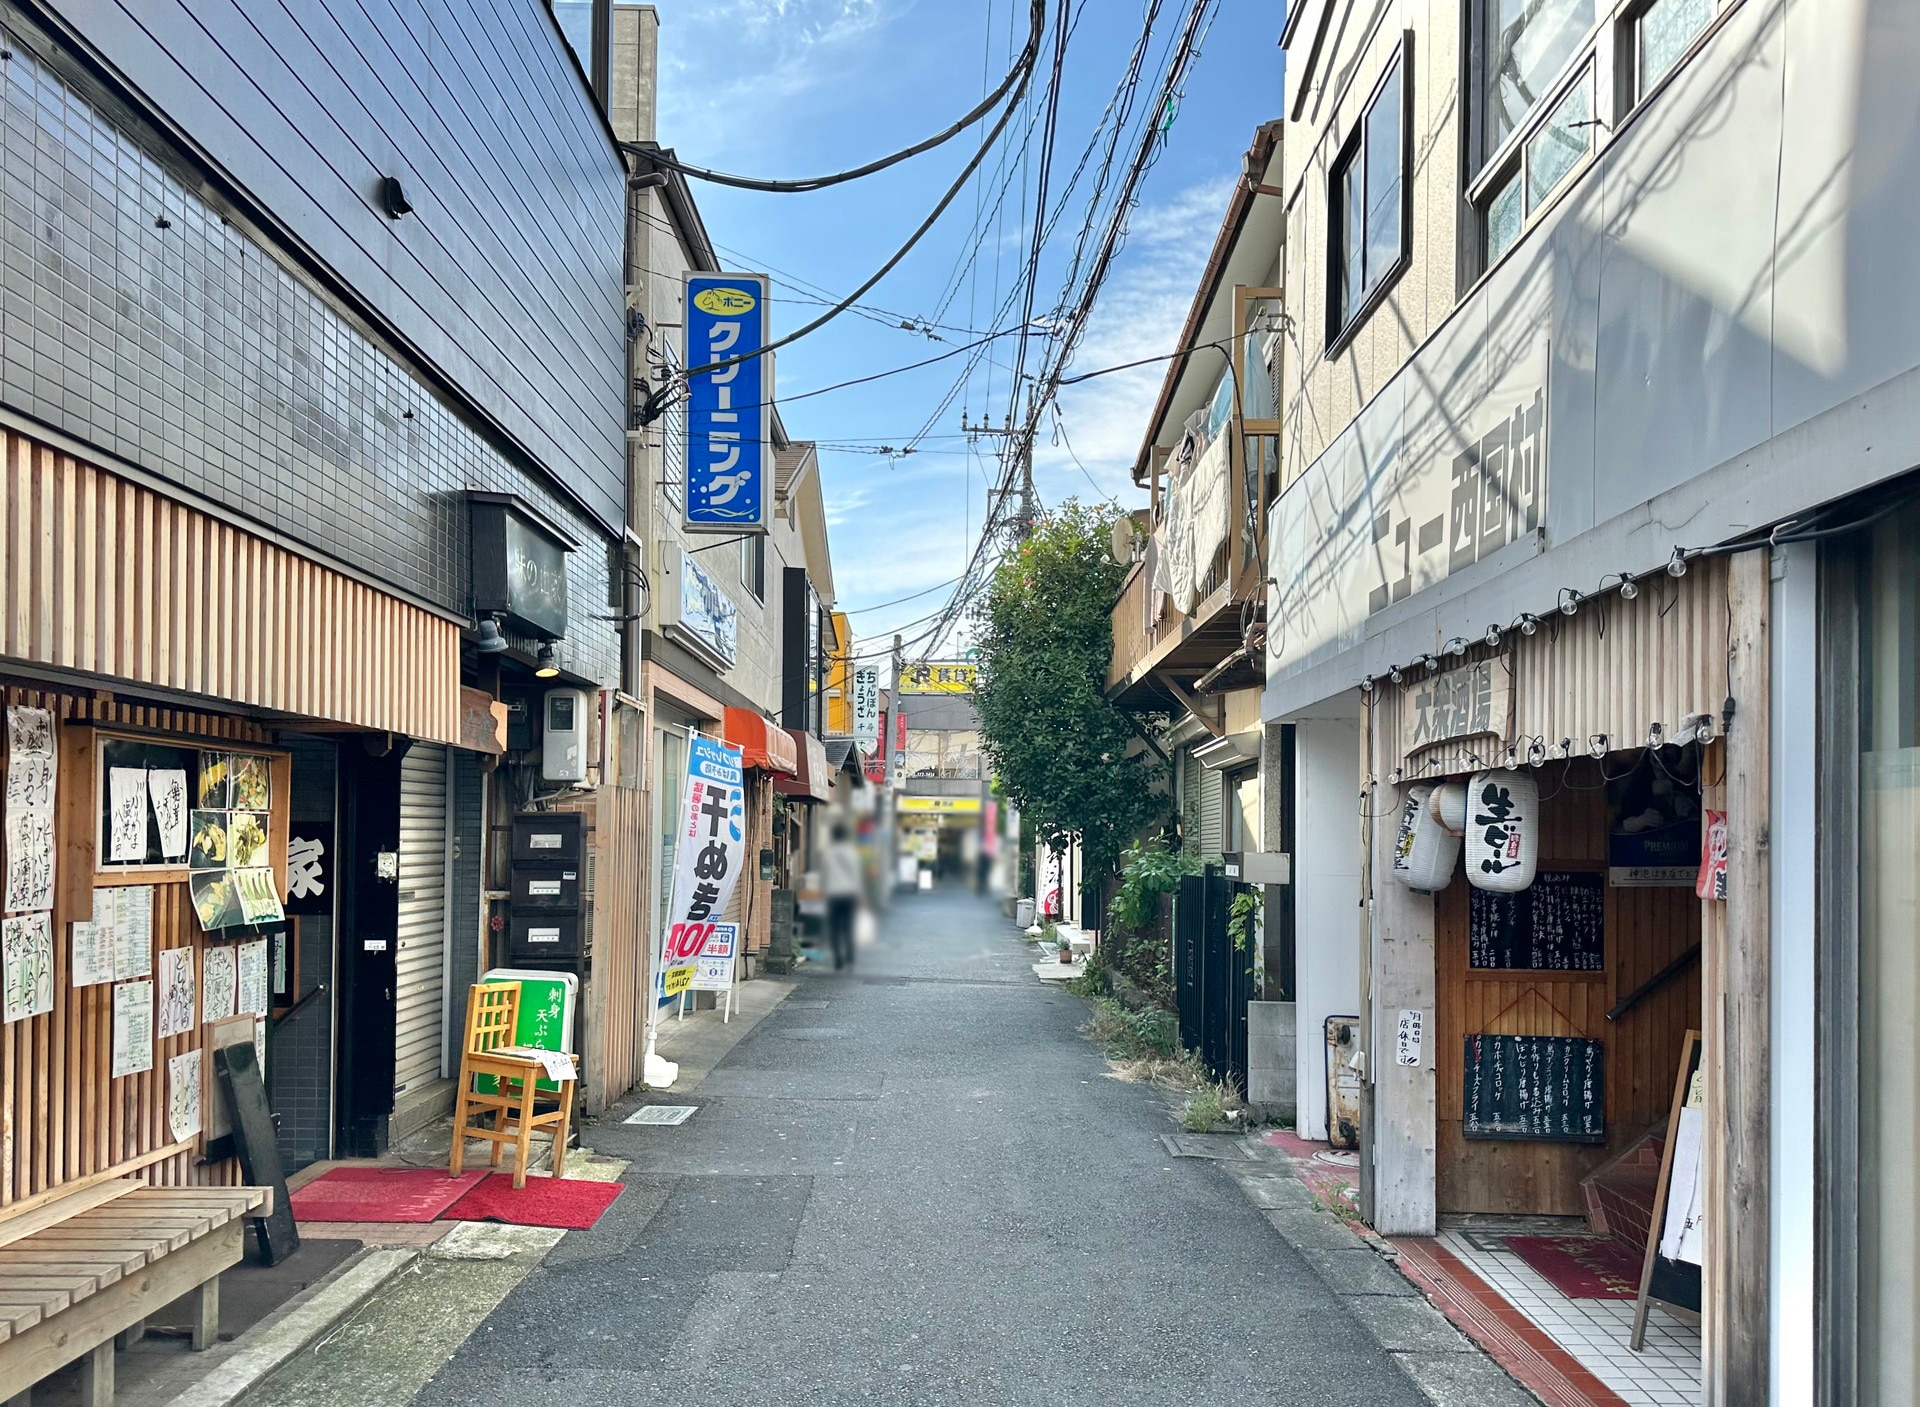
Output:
[[852, 664, 880, 748], [682, 273, 771, 534], [657, 734, 747, 996]]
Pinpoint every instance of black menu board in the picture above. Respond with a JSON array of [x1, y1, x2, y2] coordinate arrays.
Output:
[[1469, 871, 1605, 970], [1463, 1034, 1605, 1143]]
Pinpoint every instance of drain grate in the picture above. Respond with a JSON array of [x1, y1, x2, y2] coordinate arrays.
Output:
[[625, 1105, 698, 1126]]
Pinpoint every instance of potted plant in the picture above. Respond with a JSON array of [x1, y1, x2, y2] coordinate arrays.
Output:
[[1057, 934, 1074, 965]]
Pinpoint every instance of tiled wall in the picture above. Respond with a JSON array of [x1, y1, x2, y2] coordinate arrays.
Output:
[[0, 31, 619, 685], [270, 738, 338, 1170]]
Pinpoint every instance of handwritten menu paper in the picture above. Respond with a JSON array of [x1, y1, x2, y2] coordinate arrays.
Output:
[[71, 919, 113, 987], [110, 886, 153, 980], [112, 979, 153, 1077], [156, 946, 196, 1039], [237, 939, 268, 1017], [2, 913, 54, 1023], [147, 769, 190, 860], [107, 766, 148, 862], [202, 945, 237, 1021], [168, 1049, 202, 1141], [4, 707, 55, 915]]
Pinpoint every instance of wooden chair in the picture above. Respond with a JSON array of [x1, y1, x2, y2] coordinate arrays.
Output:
[[450, 982, 578, 1190]]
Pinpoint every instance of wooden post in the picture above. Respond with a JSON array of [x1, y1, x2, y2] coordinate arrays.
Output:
[[1705, 547, 1770, 1402]]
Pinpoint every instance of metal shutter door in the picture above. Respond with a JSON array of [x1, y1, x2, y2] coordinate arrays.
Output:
[[394, 743, 448, 1096]]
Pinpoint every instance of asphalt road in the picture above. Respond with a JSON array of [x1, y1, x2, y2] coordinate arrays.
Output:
[[415, 885, 1435, 1407]]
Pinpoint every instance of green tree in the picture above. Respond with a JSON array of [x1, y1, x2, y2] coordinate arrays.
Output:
[[973, 501, 1165, 880]]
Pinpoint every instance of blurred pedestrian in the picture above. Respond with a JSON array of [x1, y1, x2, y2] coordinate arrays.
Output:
[[824, 819, 861, 970]]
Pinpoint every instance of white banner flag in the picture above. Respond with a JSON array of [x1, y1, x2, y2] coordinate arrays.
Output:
[[657, 734, 747, 994]]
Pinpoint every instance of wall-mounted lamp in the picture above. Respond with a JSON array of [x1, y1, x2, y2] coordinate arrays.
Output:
[[1667, 547, 1690, 578], [1619, 574, 1639, 600], [473, 614, 509, 655], [535, 642, 560, 679], [379, 175, 413, 220]]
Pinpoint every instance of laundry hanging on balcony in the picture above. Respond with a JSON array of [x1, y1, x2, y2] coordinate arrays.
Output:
[[1149, 420, 1231, 616]]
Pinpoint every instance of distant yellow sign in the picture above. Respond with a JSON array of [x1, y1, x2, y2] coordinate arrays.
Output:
[[899, 796, 983, 814], [660, 964, 695, 998], [900, 661, 977, 694]]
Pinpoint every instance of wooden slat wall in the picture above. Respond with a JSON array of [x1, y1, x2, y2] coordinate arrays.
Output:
[[2, 684, 272, 1210], [1434, 760, 1702, 1216], [589, 784, 648, 1113], [0, 426, 460, 744], [1399, 555, 1731, 781]]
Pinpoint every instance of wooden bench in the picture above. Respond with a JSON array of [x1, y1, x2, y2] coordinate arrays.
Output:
[[0, 1180, 271, 1407]]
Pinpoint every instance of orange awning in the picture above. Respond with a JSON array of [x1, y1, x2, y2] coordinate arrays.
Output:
[[723, 707, 798, 775]]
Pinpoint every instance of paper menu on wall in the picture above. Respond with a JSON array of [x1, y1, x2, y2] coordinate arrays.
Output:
[[2, 913, 53, 1023], [109, 886, 153, 980], [168, 1048, 202, 1141], [236, 939, 268, 1017], [147, 769, 190, 860], [3, 707, 56, 915], [107, 766, 147, 862], [156, 946, 196, 1039], [112, 979, 153, 1078], [70, 920, 113, 988], [201, 945, 237, 1021]]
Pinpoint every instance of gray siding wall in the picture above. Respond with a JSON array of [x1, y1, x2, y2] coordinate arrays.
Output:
[[0, 19, 620, 684], [33, 0, 630, 534]]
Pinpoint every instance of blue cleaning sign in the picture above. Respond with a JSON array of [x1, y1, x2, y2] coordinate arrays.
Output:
[[682, 273, 771, 533]]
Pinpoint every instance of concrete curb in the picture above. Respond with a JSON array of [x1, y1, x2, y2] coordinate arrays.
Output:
[[163, 1247, 421, 1407], [1221, 1142, 1544, 1407]]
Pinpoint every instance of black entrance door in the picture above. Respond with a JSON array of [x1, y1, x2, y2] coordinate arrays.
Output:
[[336, 745, 403, 1156], [1177, 867, 1255, 1093]]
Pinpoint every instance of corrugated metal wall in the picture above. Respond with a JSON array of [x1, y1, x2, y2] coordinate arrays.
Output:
[[1391, 556, 1731, 781], [393, 743, 448, 1097]]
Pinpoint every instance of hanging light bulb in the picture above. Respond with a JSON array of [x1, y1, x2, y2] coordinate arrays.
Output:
[[1485, 623, 1503, 648], [1519, 614, 1539, 636], [1619, 574, 1639, 601], [1668, 546, 1690, 577], [1389, 665, 1404, 684], [1560, 587, 1583, 617], [1424, 654, 1441, 674], [1589, 734, 1609, 759], [1444, 637, 1468, 657], [1360, 675, 1376, 693]]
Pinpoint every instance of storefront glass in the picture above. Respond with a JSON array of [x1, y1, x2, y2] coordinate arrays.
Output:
[[1857, 512, 1920, 1401]]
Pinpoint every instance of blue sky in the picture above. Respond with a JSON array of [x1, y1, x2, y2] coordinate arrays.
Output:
[[655, 1, 1284, 659]]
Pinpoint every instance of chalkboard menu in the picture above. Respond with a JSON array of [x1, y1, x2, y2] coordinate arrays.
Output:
[[1469, 870, 1605, 970], [1463, 1034, 1605, 1143]]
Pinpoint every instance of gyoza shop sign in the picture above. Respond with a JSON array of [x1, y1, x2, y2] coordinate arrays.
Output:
[[659, 734, 747, 989]]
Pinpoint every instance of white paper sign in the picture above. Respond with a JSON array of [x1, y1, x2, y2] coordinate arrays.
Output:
[[690, 922, 739, 992], [4, 708, 56, 915], [110, 887, 152, 980], [1395, 1008, 1425, 1067], [201, 945, 237, 1021], [147, 769, 190, 860], [1660, 1105, 1706, 1266], [2, 913, 54, 1023], [156, 946, 196, 1039], [107, 766, 148, 862], [168, 1049, 202, 1141], [70, 920, 113, 988], [113, 979, 154, 1077], [499, 1046, 576, 1083], [237, 939, 268, 1017]]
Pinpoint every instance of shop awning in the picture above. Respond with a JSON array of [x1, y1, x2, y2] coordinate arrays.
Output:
[[723, 707, 798, 775], [775, 728, 833, 802]]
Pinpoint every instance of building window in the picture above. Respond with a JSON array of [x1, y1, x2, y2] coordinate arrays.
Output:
[[1327, 44, 1409, 349], [1636, 0, 1717, 93], [1481, 0, 1595, 155], [741, 532, 765, 601]]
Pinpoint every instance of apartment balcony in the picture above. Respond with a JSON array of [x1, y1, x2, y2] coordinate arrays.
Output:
[[1107, 426, 1277, 711]]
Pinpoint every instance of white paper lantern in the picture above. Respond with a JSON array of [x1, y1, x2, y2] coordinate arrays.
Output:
[[1464, 768, 1540, 892], [1429, 779, 1468, 835], [1392, 784, 1461, 891]]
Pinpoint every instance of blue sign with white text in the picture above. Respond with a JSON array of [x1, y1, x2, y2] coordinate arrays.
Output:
[[682, 273, 771, 533]]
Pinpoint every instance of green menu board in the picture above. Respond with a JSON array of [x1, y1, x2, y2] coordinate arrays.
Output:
[[477, 968, 577, 1094]]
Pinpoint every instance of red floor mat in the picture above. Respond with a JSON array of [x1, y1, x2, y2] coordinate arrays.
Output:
[[1504, 1235, 1643, 1299], [290, 1168, 488, 1223], [440, 1173, 624, 1229]]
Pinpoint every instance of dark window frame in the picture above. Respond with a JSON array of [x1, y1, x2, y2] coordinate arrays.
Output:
[[1325, 36, 1414, 354]]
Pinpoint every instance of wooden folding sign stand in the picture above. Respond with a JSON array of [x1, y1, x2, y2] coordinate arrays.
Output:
[[1632, 1029, 1705, 1349]]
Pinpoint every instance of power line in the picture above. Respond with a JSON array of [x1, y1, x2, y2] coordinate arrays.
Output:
[[624, 0, 1046, 193]]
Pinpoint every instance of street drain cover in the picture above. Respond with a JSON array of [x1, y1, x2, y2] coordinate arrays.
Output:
[[625, 1105, 698, 1126]]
